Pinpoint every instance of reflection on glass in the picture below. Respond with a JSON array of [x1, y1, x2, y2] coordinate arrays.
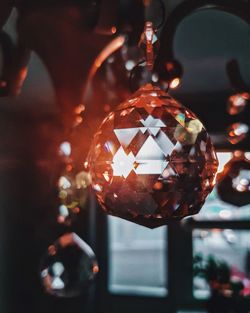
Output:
[[108, 216, 167, 296], [193, 229, 250, 299]]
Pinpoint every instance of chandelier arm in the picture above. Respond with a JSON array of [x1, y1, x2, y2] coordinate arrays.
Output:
[[154, 0, 166, 32]]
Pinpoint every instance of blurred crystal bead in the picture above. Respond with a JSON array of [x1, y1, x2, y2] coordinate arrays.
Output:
[[57, 171, 90, 225], [59, 141, 71, 156], [227, 122, 249, 144], [157, 60, 183, 91], [217, 153, 250, 206], [227, 93, 249, 115], [40, 233, 98, 297], [88, 84, 218, 228]]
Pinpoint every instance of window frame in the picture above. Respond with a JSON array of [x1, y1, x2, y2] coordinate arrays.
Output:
[[91, 199, 250, 313]]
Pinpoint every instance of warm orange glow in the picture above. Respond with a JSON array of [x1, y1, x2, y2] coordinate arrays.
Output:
[[75, 104, 85, 114], [227, 123, 249, 144], [72, 207, 80, 214], [234, 150, 244, 158], [57, 215, 65, 224], [75, 116, 83, 124], [66, 164, 73, 172], [93, 264, 99, 274], [166, 62, 174, 71], [104, 104, 111, 112], [88, 35, 126, 81], [242, 92, 250, 100], [169, 77, 180, 89], [153, 181, 163, 190], [59, 233, 74, 248], [48, 245, 57, 256], [111, 26, 117, 34], [20, 68, 28, 81]]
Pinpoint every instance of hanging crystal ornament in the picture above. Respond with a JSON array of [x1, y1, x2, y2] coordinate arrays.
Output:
[[40, 233, 99, 297], [87, 20, 218, 228], [217, 152, 250, 207], [88, 82, 218, 228]]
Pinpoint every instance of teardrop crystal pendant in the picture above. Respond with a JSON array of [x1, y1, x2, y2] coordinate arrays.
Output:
[[88, 84, 218, 228]]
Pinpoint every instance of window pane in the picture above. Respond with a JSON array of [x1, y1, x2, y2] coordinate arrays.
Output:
[[108, 216, 167, 297], [193, 229, 250, 299]]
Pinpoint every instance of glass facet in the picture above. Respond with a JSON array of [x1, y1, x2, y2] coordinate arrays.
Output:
[[88, 84, 218, 228], [40, 233, 98, 297]]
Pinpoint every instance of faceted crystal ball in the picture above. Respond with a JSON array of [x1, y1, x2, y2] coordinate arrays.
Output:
[[40, 233, 99, 297], [217, 153, 250, 206], [88, 84, 218, 228]]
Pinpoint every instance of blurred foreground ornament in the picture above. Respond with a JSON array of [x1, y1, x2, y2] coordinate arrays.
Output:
[[217, 152, 250, 206], [88, 83, 218, 228], [40, 233, 98, 297]]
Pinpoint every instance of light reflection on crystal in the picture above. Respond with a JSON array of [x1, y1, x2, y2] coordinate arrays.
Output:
[[40, 233, 98, 297], [125, 60, 136, 71], [57, 171, 90, 226], [227, 123, 249, 144], [59, 176, 72, 189], [227, 93, 249, 115], [88, 84, 218, 228], [59, 141, 72, 157], [169, 77, 180, 89]]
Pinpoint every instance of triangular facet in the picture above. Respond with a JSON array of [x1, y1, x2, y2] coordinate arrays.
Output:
[[136, 135, 165, 160], [114, 128, 139, 147], [175, 113, 185, 127], [139, 127, 147, 134], [148, 127, 160, 136], [141, 115, 166, 127], [155, 131, 175, 156]]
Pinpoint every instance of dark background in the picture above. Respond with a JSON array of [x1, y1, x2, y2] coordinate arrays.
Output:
[[0, 0, 249, 312]]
